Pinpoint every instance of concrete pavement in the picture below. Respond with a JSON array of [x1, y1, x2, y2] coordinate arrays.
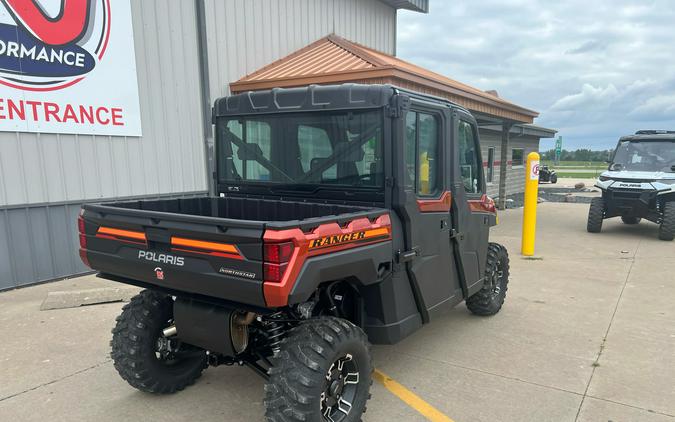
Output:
[[0, 202, 673, 421]]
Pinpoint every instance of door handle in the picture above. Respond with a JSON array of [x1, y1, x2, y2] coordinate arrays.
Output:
[[397, 247, 420, 263]]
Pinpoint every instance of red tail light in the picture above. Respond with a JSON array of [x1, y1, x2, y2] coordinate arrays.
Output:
[[77, 214, 91, 268], [263, 242, 294, 283], [264, 242, 294, 263]]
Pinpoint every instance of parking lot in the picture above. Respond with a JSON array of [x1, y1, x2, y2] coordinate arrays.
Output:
[[1, 201, 674, 422]]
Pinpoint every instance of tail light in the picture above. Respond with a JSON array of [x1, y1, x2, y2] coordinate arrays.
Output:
[[77, 212, 90, 268], [263, 241, 294, 283]]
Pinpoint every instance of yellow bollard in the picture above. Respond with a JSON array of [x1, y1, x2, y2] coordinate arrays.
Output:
[[521, 152, 540, 256]]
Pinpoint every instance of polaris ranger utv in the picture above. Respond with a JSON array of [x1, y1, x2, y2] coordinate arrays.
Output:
[[587, 130, 675, 240], [78, 84, 509, 421]]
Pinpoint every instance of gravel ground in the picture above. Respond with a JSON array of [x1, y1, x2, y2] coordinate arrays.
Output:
[[500, 186, 599, 208]]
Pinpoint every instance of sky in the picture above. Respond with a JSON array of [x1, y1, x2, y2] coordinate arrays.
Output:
[[396, 0, 675, 151]]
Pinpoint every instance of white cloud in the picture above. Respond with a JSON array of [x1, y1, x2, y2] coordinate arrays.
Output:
[[397, 0, 675, 149]]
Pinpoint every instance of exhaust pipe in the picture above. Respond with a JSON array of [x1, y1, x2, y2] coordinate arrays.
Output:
[[162, 325, 177, 338]]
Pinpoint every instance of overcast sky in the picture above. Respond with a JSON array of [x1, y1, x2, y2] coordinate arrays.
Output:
[[396, 0, 675, 150]]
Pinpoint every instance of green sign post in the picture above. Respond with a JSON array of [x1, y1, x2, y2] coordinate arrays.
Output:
[[554, 136, 563, 164]]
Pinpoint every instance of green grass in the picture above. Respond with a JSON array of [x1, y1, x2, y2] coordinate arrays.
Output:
[[557, 172, 601, 179], [542, 160, 607, 169]]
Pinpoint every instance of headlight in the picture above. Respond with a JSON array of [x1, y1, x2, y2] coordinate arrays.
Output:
[[599, 176, 611, 182]]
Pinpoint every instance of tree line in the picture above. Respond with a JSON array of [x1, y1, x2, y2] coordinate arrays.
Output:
[[540, 148, 613, 162]]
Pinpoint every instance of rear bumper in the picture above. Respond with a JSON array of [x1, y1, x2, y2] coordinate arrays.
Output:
[[87, 247, 267, 307]]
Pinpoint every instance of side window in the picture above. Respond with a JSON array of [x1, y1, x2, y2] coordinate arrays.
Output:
[[297, 125, 336, 180], [512, 148, 524, 168], [404, 111, 440, 196], [458, 120, 481, 194]]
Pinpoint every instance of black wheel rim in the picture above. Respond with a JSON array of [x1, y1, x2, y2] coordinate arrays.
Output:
[[320, 353, 360, 422], [489, 260, 505, 298]]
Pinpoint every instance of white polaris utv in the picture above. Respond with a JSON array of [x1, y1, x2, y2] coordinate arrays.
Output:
[[587, 130, 675, 240]]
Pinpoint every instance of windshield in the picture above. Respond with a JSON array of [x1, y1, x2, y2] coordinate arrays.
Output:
[[216, 110, 383, 188], [611, 140, 675, 172]]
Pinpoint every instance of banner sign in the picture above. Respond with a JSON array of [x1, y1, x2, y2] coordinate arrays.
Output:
[[0, 0, 142, 136]]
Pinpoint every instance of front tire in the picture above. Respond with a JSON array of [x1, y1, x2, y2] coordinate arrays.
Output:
[[587, 197, 605, 233], [466, 243, 509, 316], [621, 216, 641, 225], [659, 202, 675, 241], [550, 174, 558, 184], [111, 290, 207, 394], [264, 317, 372, 422]]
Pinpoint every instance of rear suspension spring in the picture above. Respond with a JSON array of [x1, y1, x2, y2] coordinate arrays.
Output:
[[263, 312, 288, 354]]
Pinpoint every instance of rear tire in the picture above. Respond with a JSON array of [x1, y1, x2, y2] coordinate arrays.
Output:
[[550, 174, 558, 184], [111, 290, 207, 394], [466, 243, 509, 316], [659, 202, 675, 241], [587, 197, 605, 233], [621, 216, 641, 225], [264, 317, 372, 422]]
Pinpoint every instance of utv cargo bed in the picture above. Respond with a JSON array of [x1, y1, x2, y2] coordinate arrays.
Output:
[[80, 196, 389, 308]]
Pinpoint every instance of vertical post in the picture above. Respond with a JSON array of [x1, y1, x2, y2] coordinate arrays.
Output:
[[194, 0, 214, 195], [497, 122, 513, 210], [521, 152, 541, 256]]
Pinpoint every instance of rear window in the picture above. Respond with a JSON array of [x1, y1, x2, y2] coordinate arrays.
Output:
[[217, 110, 383, 188]]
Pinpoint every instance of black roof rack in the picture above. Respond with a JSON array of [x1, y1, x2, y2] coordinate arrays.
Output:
[[635, 130, 675, 135]]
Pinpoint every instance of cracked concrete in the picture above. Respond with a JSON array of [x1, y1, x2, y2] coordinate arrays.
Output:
[[0, 203, 674, 421]]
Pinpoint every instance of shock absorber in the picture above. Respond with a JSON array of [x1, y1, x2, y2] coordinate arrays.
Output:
[[263, 312, 287, 354]]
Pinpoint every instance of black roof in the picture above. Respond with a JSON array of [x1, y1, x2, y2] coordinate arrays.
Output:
[[213, 83, 469, 117], [620, 130, 675, 142]]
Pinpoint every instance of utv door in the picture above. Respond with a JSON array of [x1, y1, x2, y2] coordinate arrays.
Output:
[[395, 103, 463, 321], [450, 111, 491, 296]]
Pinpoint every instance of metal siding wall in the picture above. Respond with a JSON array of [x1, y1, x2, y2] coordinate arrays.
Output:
[[204, 0, 397, 100], [0, 0, 397, 289], [0, 1, 207, 208], [0, 1, 208, 288], [478, 130, 541, 198]]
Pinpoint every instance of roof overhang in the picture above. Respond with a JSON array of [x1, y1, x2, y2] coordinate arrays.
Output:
[[380, 0, 429, 13], [480, 124, 558, 139], [230, 35, 541, 124]]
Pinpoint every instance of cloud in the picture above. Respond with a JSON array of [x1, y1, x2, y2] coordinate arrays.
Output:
[[397, 0, 675, 149], [565, 40, 606, 55], [550, 84, 619, 111]]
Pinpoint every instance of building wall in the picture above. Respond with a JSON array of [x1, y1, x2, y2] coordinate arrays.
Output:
[[204, 0, 397, 101], [0, 0, 398, 290], [478, 130, 541, 199]]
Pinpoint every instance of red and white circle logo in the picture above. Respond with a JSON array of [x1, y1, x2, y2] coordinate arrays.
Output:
[[0, 0, 111, 92]]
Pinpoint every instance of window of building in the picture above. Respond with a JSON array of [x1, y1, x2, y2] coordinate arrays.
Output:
[[512, 148, 525, 168], [405, 111, 439, 196], [458, 120, 481, 193], [486, 147, 495, 184]]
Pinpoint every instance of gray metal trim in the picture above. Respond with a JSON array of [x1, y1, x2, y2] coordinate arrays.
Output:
[[380, 0, 428, 12], [0, 191, 209, 211], [195, 0, 214, 196]]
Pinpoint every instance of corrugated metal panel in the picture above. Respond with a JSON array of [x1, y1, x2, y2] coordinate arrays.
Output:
[[0, 0, 208, 208], [204, 0, 397, 101], [0, 192, 207, 290]]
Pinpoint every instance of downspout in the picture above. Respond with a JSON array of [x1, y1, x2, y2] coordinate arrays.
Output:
[[498, 121, 514, 210], [194, 0, 214, 195]]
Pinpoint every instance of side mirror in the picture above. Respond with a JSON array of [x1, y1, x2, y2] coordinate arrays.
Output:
[[609, 163, 623, 171], [671, 165, 675, 172]]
